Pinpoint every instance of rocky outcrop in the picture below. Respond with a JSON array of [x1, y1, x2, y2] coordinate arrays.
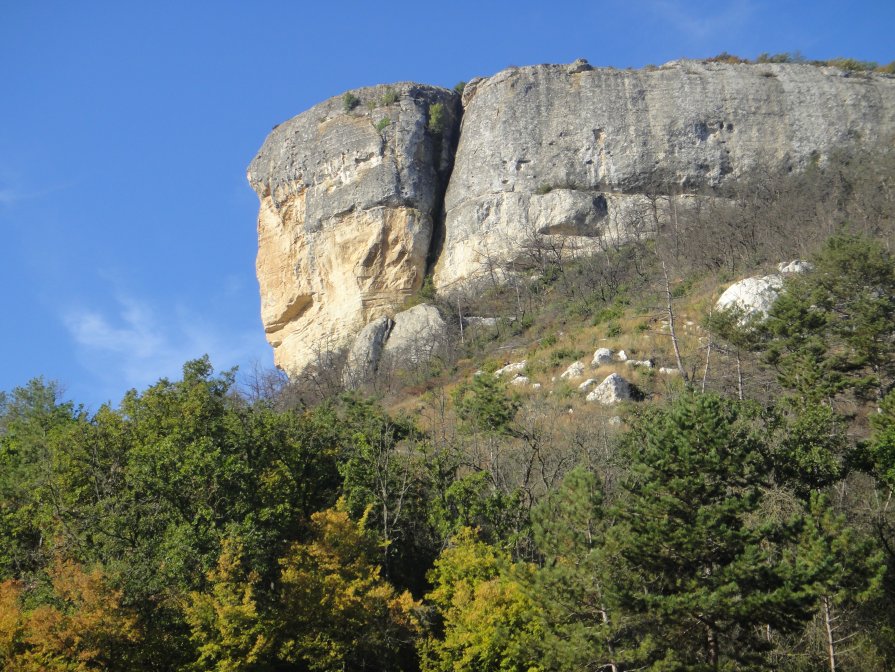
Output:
[[342, 316, 393, 387], [250, 60, 895, 375], [248, 83, 459, 373], [434, 61, 895, 291], [381, 303, 448, 365]]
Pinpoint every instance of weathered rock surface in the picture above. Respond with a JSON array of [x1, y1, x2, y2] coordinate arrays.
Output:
[[342, 316, 393, 387], [591, 348, 614, 367], [586, 373, 634, 405], [578, 378, 598, 391], [434, 61, 895, 291], [715, 275, 784, 322], [381, 303, 448, 365], [715, 258, 813, 323], [248, 83, 459, 373], [494, 361, 527, 378], [560, 361, 585, 380]]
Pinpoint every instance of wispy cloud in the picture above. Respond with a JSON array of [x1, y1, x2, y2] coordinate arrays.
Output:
[[645, 0, 757, 41], [0, 179, 77, 207], [63, 293, 270, 403]]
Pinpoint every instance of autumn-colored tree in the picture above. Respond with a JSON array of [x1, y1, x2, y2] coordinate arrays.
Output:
[[420, 528, 542, 672], [184, 537, 272, 671], [277, 502, 419, 671], [0, 579, 24, 666], [15, 558, 140, 672]]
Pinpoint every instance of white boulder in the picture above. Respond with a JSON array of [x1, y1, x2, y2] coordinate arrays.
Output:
[[495, 361, 527, 377], [560, 361, 585, 380], [586, 373, 634, 405], [715, 274, 784, 322], [591, 348, 613, 367]]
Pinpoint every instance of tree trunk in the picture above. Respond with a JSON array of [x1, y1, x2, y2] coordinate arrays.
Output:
[[661, 260, 688, 382], [823, 595, 837, 672], [706, 624, 719, 669]]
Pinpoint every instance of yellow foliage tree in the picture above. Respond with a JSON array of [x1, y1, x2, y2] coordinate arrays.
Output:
[[277, 501, 420, 671], [184, 537, 271, 671], [0, 580, 25, 666], [420, 528, 543, 672]]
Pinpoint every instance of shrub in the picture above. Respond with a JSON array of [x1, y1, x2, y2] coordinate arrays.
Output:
[[706, 52, 748, 64], [826, 57, 878, 73], [342, 92, 360, 113], [380, 88, 398, 105], [428, 102, 445, 135], [453, 81, 466, 95], [548, 347, 585, 368], [605, 321, 622, 338], [375, 117, 390, 133]]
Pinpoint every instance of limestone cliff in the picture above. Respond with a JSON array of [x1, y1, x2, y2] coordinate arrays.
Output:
[[249, 60, 895, 375], [247, 83, 459, 373], [434, 60, 895, 290]]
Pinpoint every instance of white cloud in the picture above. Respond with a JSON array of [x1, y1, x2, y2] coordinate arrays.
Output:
[[645, 0, 757, 41], [63, 293, 270, 400]]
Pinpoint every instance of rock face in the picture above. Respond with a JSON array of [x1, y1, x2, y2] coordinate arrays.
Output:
[[434, 61, 895, 291], [342, 316, 393, 387], [248, 83, 459, 373], [250, 60, 895, 375], [381, 303, 448, 365]]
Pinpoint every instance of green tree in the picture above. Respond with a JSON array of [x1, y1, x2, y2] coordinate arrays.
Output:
[[529, 468, 638, 670], [763, 235, 895, 405], [612, 394, 820, 670]]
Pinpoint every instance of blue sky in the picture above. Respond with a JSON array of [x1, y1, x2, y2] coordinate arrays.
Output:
[[1, 0, 893, 409]]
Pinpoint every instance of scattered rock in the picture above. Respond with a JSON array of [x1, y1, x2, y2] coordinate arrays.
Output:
[[560, 361, 585, 380], [626, 359, 654, 369], [777, 260, 813, 274], [607, 416, 622, 426], [591, 348, 613, 367], [510, 375, 530, 386], [495, 361, 527, 377], [616, 350, 628, 361], [381, 304, 448, 364], [578, 378, 599, 391], [586, 373, 634, 405], [658, 367, 680, 375], [463, 316, 500, 328], [531, 383, 542, 390]]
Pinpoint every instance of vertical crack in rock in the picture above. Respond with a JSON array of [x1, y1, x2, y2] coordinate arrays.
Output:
[[425, 93, 463, 276]]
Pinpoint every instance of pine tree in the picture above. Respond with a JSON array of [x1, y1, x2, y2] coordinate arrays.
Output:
[[611, 394, 819, 670]]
